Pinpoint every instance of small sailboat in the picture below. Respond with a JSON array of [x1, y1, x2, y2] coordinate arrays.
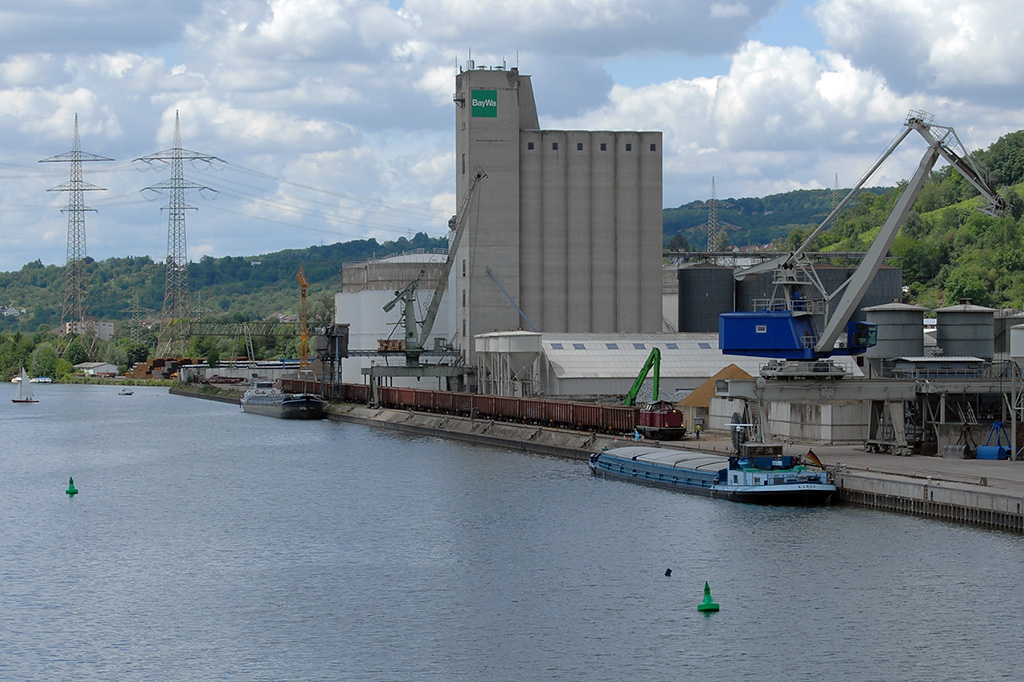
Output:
[[12, 367, 38, 403]]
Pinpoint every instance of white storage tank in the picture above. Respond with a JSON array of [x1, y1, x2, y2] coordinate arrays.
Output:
[[935, 299, 995, 360], [994, 309, 1024, 354], [1010, 324, 1024, 369]]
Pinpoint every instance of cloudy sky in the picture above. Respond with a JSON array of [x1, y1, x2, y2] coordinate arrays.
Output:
[[1, 0, 1022, 272]]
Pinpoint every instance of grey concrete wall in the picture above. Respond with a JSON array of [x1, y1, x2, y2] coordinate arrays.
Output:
[[541, 131, 569, 331], [639, 132, 664, 333], [455, 67, 663, 378], [592, 131, 617, 332], [455, 67, 526, 374], [567, 132, 594, 333]]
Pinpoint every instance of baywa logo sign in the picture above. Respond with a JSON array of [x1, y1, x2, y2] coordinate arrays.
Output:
[[471, 89, 497, 117]]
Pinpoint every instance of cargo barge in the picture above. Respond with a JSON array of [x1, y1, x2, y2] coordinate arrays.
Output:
[[589, 444, 835, 505], [240, 381, 327, 420]]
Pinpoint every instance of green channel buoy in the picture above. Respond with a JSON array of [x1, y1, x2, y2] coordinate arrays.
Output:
[[66, 477, 78, 496], [698, 581, 719, 613]]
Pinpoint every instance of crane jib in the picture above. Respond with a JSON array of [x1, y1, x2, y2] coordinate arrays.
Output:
[[719, 111, 1004, 362]]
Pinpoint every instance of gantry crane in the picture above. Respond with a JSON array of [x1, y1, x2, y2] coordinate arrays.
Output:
[[719, 110, 1006, 363], [715, 111, 1008, 455]]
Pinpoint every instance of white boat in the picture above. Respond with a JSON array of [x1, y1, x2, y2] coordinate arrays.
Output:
[[119, 388, 134, 395], [12, 368, 38, 403]]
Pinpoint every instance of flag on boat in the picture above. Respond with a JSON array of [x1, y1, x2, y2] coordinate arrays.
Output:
[[805, 449, 824, 468]]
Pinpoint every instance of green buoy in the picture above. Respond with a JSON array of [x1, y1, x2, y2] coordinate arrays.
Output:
[[698, 581, 719, 613], [66, 477, 78, 496]]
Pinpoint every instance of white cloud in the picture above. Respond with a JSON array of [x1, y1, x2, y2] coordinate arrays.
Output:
[[710, 3, 751, 19], [551, 40, 945, 205], [813, 0, 1024, 96], [0, 0, 1021, 273]]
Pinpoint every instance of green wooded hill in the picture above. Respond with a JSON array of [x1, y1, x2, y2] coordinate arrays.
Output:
[[0, 232, 447, 333], [663, 186, 891, 251], [667, 129, 1024, 310], [2, 129, 1024, 335]]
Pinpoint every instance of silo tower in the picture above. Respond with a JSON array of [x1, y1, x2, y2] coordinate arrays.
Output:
[[935, 299, 995, 360]]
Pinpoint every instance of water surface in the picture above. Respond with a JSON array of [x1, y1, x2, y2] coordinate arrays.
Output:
[[1, 385, 1021, 680]]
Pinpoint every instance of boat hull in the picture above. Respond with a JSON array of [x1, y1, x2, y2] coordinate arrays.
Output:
[[589, 446, 835, 506], [240, 393, 327, 420], [589, 465, 715, 498], [711, 484, 836, 506]]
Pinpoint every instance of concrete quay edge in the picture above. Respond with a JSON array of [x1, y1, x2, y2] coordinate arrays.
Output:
[[171, 385, 1024, 532], [324, 404, 1024, 532]]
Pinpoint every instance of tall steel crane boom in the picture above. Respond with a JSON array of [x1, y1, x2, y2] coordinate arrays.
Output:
[[815, 114, 1005, 355], [417, 166, 486, 349], [297, 266, 309, 368], [720, 111, 1006, 361]]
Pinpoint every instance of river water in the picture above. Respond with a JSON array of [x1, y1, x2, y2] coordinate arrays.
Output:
[[1, 384, 1022, 680]]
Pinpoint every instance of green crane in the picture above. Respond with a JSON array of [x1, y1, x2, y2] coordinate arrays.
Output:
[[625, 347, 660, 406]]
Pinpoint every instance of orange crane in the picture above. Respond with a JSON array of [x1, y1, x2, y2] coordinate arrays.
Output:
[[297, 266, 308, 368]]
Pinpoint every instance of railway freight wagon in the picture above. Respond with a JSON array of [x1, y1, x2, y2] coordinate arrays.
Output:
[[283, 379, 644, 436]]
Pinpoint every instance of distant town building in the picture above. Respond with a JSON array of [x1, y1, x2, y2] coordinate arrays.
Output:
[[74, 361, 119, 376], [62, 320, 115, 341]]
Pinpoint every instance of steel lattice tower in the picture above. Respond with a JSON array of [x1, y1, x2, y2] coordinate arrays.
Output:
[[135, 111, 221, 353], [698, 177, 739, 252], [120, 298, 148, 344], [706, 176, 722, 251], [39, 114, 112, 338]]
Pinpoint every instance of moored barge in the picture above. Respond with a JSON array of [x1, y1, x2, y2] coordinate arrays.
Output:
[[240, 381, 327, 420], [588, 443, 835, 505]]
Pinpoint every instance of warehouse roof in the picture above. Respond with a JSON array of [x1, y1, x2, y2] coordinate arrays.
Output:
[[540, 333, 764, 379]]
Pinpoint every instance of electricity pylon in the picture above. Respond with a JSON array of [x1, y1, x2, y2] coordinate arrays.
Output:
[[120, 298, 149, 344], [135, 111, 222, 355], [700, 177, 740, 251], [39, 114, 112, 345]]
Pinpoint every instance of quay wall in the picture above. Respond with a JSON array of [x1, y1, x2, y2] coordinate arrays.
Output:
[[170, 385, 1024, 532], [835, 469, 1024, 532], [170, 385, 242, 405]]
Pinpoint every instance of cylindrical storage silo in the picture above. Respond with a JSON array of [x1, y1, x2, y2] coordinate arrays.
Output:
[[935, 300, 996, 359], [1010, 324, 1024, 365], [864, 301, 926, 359], [735, 271, 775, 312], [858, 266, 903, 321], [994, 309, 1024, 354], [677, 264, 735, 332], [1010, 324, 1024, 372]]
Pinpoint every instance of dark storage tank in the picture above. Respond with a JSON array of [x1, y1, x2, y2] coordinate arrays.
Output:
[[678, 264, 735, 332], [733, 264, 901, 323], [815, 265, 902, 322], [935, 300, 995, 359]]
